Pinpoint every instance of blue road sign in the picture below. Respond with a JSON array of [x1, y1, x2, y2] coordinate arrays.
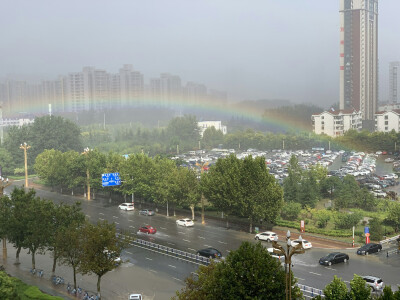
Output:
[[102, 172, 121, 187]]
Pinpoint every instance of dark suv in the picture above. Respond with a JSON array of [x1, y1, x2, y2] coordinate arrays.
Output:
[[196, 248, 222, 259], [357, 243, 382, 255]]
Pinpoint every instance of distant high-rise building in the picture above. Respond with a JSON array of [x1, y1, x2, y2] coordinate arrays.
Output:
[[339, 0, 378, 122], [119, 64, 144, 107], [389, 62, 400, 103]]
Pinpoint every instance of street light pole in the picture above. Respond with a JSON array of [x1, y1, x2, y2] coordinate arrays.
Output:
[[272, 230, 305, 300], [20, 142, 31, 188], [82, 147, 91, 200]]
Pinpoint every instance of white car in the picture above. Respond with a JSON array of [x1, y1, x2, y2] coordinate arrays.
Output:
[[291, 239, 312, 249], [371, 190, 387, 198], [118, 203, 134, 211], [129, 294, 142, 300], [267, 248, 284, 260], [254, 231, 278, 242], [176, 218, 194, 227]]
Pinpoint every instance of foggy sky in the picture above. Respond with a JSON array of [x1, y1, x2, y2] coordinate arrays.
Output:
[[1, 0, 399, 107]]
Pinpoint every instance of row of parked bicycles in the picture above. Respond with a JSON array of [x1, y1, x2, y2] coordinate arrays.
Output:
[[29, 268, 99, 299]]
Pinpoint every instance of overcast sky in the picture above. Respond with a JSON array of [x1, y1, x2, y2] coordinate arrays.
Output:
[[1, 0, 399, 107]]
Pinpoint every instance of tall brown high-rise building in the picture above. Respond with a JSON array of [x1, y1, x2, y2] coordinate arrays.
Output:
[[339, 0, 378, 123]]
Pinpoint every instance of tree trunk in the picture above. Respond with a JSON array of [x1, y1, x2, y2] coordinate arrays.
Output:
[[60, 187, 63, 194], [226, 215, 229, 229], [52, 250, 57, 273], [97, 275, 102, 299], [73, 267, 77, 289], [71, 189, 74, 196], [31, 250, 36, 269], [190, 205, 195, 220], [166, 200, 169, 217], [93, 189, 95, 200], [15, 246, 21, 265], [249, 217, 253, 234], [173, 204, 176, 217]]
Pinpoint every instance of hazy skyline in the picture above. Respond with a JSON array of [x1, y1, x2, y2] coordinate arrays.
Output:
[[1, 0, 399, 107]]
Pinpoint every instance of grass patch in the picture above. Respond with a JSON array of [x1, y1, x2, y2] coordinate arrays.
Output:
[[14, 275, 63, 300]]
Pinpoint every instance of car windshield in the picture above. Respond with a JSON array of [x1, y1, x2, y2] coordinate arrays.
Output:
[[326, 253, 337, 259]]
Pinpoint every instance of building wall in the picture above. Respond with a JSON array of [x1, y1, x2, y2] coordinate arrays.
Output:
[[197, 121, 227, 137], [375, 111, 400, 132], [389, 62, 400, 103]]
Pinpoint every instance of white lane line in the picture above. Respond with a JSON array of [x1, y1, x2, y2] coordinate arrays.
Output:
[[149, 269, 158, 273], [188, 248, 196, 251], [309, 272, 322, 276], [297, 278, 305, 281], [325, 267, 337, 271], [99, 213, 105, 215], [198, 236, 205, 239], [204, 244, 212, 247], [160, 227, 167, 230], [168, 265, 177, 269], [172, 277, 182, 282], [164, 234, 169, 237], [178, 231, 185, 234], [218, 241, 227, 244], [183, 239, 191, 242], [113, 216, 118, 218], [145, 257, 153, 261], [85, 215, 91, 218], [129, 226, 135, 229], [226, 250, 230, 253], [125, 251, 132, 254], [129, 220, 134, 222], [167, 242, 175, 246], [344, 280, 350, 283], [115, 222, 119, 225], [99, 218, 104, 221]]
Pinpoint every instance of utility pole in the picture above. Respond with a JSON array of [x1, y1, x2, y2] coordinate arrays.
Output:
[[20, 142, 30, 187], [82, 147, 91, 200], [0, 177, 11, 259]]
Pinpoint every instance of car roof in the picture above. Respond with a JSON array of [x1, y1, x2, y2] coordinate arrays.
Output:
[[362, 275, 381, 280], [260, 231, 276, 234]]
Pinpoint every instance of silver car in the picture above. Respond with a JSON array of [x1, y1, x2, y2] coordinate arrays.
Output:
[[362, 276, 384, 291]]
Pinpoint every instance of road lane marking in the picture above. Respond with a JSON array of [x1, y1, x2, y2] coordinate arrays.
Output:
[[85, 215, 91, 218], [99, 218, 104, 221], [226, 250, 230, 253], [160, 227, 167, 230], [99, 213, 105, 215], [309, 272, 322, 276], [178, 231, 185, 234], [149, 269, 158, 273], [204, 245, 212, 247], [183, 239, 191, 242], [344, 280, 350, 283], [325, 267, 337, 271], [172, 277, 182, 281], [164, 234, 169, 237], [129, 226, 135, 229], [167, 242, 175, 246], [218, 241, 227, 244], [115, 222, 119, 225], [188, 248, 196, 251], [168, 264, 177, 268], [125, 251, 132, 254], [198, 236, 205, 239], [113, 216, 118, 218], [297, 278, 305, 281], [129, 220, 134, 222], [145, 257, 153, 261]]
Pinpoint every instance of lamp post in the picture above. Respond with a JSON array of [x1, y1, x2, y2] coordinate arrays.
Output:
[[19, 142, 30, 188], [272, 230, 305, 300]]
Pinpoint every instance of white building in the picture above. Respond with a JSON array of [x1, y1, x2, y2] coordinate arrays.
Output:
[[375, 110, 400, 132], [339, 0, 378, 122], [389, 62, 400, 103], [312, 110, 362, 137], [198, 121, 227, 137]]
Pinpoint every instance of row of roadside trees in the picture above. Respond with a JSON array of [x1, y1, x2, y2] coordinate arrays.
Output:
[[0, 187, 129, 299]]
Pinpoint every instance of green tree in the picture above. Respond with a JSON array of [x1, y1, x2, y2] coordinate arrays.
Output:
[[280, 201, 302, 220], [335, 175, 360, 209], [386, 202, 400, 232], [174, 167, 201, 220], [0, 271, 19, 300], [314, 209, 332, 229], [298, 168, 320, 208], [34, 149, 64, 190], [323, 276, 349, 300], [174, 242, 301, 300], [350, 274, 371, 300], [369, 218, 384, 241], [62, 150, 86, 195], [79, 220, 128, 299], [320, 176, 342, 199], [283, 155, 302, 203], [201, 127, 224, 149], [166, 115, 200, 152], [0, 148, 15, 176]]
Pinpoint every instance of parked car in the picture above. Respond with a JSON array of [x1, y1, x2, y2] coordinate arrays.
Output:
[[291, 239, 312, 249], [176, 218, 194, 227], [371, 190, 387, 198], [362, 276, 384, 291], [319, 252, 349, 266], [129, 294, 142, 300], [118, 203, 134, 211], [267, 248, 284, 260], [139, 226, 157, 234], [254, 231, 277, 242], [139, 209, 155, 216], [357, 243, 382, 255], [196, 248, 222, 259]]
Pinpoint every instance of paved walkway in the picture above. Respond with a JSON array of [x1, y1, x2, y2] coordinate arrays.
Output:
[[1, 241, 181, 300]]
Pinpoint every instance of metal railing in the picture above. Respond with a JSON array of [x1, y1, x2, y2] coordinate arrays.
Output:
[[380, 235, 400, 245], [296, 283, 324, 299], [131, 238, 211, 265]]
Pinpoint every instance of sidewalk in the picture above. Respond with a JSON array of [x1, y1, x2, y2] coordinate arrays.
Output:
[[1, 241, 181, 300]]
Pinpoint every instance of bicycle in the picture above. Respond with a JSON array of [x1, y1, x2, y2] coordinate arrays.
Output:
[[52, 275, 64, 285], [37, 269, 44, 277], [77, 287, 82, 295], [82, 292, 89, 300], [67, 283, 72, 293], [30, 268, 36, 275]]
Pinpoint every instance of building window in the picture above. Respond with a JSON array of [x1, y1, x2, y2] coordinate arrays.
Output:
[[385, 115, 388, 120], [385, 127, 388, 131], [321, 116, 324, 119], [385, 121, 389, 125]]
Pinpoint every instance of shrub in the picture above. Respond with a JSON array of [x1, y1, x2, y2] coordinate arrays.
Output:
[[280, 202, 302, 220], [334, 212, 362, 230]]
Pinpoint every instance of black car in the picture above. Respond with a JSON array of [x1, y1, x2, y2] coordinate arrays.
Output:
[[139, 209, 155, 216], [196, 248, 222, 259], [319, 252, 349, 266], [357, 243, 382, 255]]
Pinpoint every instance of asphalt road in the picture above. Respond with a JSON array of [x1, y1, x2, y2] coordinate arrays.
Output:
[[5, 181, 400, 299]]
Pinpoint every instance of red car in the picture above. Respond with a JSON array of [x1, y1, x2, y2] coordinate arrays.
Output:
[[139, 226, 157, 234]]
